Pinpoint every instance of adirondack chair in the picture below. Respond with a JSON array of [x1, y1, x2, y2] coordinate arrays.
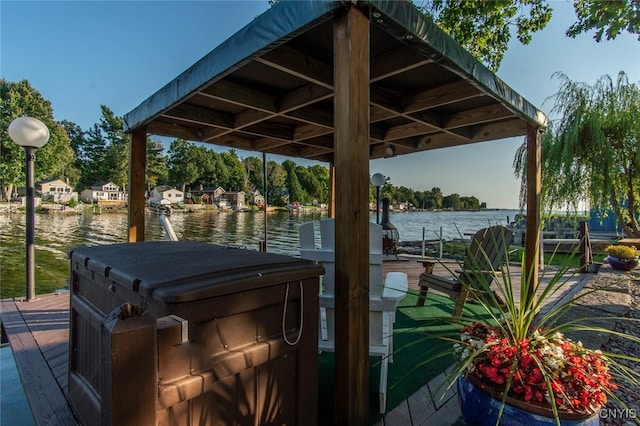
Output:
[[298, 218, 408, 413], [416, 225, 513, 321]]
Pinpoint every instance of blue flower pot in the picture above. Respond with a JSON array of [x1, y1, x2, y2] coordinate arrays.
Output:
[[607, 255, 638, 272], [456, 375, 600, 426]]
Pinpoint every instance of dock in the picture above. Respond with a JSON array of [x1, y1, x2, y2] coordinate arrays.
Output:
[[1, 293, 77, 425], [1, 257, 592, 425]]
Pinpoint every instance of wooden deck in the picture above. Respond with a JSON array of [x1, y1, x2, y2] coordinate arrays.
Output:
[[1, 257, 589, 425], [383, 255, 590, 316], [618, 238, 640, 247], [1, 292, 77, 425]]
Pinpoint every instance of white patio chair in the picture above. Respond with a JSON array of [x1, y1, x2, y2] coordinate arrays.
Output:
[[299, 218, 408, 413]]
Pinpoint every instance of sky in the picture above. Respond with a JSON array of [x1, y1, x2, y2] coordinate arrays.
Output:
[[2, 1, 639, 209]]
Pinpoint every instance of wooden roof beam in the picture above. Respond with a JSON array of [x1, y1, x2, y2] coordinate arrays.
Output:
[[162, 104, 235, 129], [294, 124, 333, 141], [370, 45, 433, 82], [370, 87, 468, 141], [200, 80, 278, 113], [253, 137, 292, 151], [402, 79, 483, 112], [256, 45, 334, 89], [236, 123, 294, 142], [207, 134, 258, 150], [200, 83, 332, 142], [257, 44, 433, 89], [403, 118, 526, 151], [147, 121, 202, 141], [442, 104, 515, 130]]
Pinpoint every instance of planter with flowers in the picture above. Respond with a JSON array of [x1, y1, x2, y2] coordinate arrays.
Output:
[[605, 245, 639, 271], [427, 239, 640, 426], [456, 323, 607, 425]]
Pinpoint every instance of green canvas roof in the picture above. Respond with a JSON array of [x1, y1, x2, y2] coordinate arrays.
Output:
[[124, 0, 546, 162]]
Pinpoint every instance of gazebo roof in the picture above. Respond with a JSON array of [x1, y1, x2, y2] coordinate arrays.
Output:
[[124, 0, 546, 161]]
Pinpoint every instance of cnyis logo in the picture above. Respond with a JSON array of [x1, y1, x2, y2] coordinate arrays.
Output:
[[599, 408, 638, 420]]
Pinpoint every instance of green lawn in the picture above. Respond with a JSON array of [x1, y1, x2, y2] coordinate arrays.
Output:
[[316, 291, 495, 424]]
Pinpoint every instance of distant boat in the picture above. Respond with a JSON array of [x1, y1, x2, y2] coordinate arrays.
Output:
[[288, 201, 304, 212]]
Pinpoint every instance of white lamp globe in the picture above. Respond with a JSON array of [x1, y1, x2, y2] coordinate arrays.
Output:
[[371, 173, 385, 187], [8, 116, 50, 148]]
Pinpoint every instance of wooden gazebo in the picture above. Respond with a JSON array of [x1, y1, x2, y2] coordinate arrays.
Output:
[[124, 1, 545, 423]]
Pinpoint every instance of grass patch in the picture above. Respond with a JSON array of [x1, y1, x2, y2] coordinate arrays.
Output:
[[316, 291, 496, 424]]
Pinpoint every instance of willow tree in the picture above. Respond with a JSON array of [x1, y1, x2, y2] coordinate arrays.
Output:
[[515, 71, 640, 237]]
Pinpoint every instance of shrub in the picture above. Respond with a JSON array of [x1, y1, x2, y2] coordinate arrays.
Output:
[[605, 245, 639, 259]]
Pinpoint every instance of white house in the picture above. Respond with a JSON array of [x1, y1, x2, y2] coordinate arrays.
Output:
[[250, 190, 265, 207], [36, 178, 77, 203], [150, 186, 184, 204], [80, 182, 126, 203]]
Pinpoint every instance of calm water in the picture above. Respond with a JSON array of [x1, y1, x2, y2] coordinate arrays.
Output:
[[0, 208, 518, 298]]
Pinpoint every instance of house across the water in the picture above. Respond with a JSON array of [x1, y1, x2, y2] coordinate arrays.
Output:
[[36, 178, 77, 203], [150, 186, 184, 204], [80, 182, 126, 203]]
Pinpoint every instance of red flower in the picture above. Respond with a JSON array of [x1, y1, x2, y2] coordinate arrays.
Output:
[[460, 323, 615, 415]]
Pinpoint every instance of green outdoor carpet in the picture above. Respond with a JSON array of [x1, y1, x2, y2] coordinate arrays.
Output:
[[316, 291, 470, 425]]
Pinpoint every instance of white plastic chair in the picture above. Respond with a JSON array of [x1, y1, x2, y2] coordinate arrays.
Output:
[[299, 218, 408, 413]]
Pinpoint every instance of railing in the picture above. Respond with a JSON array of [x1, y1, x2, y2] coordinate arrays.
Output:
[[159, 214, 178, 241]]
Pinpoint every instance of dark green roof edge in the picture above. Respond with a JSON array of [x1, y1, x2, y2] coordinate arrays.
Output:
[[366, 0, 546, 128], [123, 0, 345, 132], [124, 0, 546, 133]]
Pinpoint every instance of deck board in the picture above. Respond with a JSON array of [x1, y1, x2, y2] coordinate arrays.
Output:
[[618, 238, 640, 247], [1, 294, 78, 425]]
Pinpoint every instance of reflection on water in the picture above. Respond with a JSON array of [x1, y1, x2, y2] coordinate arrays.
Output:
[[0, 208, 517, 298]]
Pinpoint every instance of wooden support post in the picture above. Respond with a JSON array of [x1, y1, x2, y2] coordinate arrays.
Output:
[[262, 151, 268, 252], [333, 7, 370, 424], [579, 221, 592, 273], [128, 128, 146, 242], [524, 124, 541, 306], [328, 162, 336, 218]]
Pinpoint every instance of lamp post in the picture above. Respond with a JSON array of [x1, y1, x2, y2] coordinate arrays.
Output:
[[8, 116, 50, 302], [371, 173, 385, 224]]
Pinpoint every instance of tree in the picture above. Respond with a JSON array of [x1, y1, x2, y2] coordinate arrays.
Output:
[[416, 0, 551, 71], [193, 147, 219, 187], [282, 160, 305, 204], [567, 0, 640, 42], [60, 120, 85, 188], [514, 71, 640, 237], [442, 193, 462, 209], [243, 156, 264, 193], [460, 195, 480, 210], [416, 1, 637, 70], [308, 164, 330, 203], [428, 187, 444, 209], [220, 150, 245, 190], [0, 79, 75, 200], [266, 160, 287, 206], [271, 0, 637, 71], [146, 139, 168, 191], [168, 139, 200, 192], [99, 106, 128, 190], [78, 123, 109, 188], [396, 186, 418, 208]]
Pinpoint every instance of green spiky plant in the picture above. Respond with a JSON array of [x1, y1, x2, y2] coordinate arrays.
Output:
[[406, 232, 640, 426]]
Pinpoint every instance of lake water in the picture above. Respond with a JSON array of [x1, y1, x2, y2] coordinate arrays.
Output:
[[0, 208, 518, 298]]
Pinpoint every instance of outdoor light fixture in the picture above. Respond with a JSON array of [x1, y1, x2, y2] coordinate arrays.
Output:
[[8, 116, 50, 301], [385, 145, 395, 157], [371, 172, 385, 224]]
